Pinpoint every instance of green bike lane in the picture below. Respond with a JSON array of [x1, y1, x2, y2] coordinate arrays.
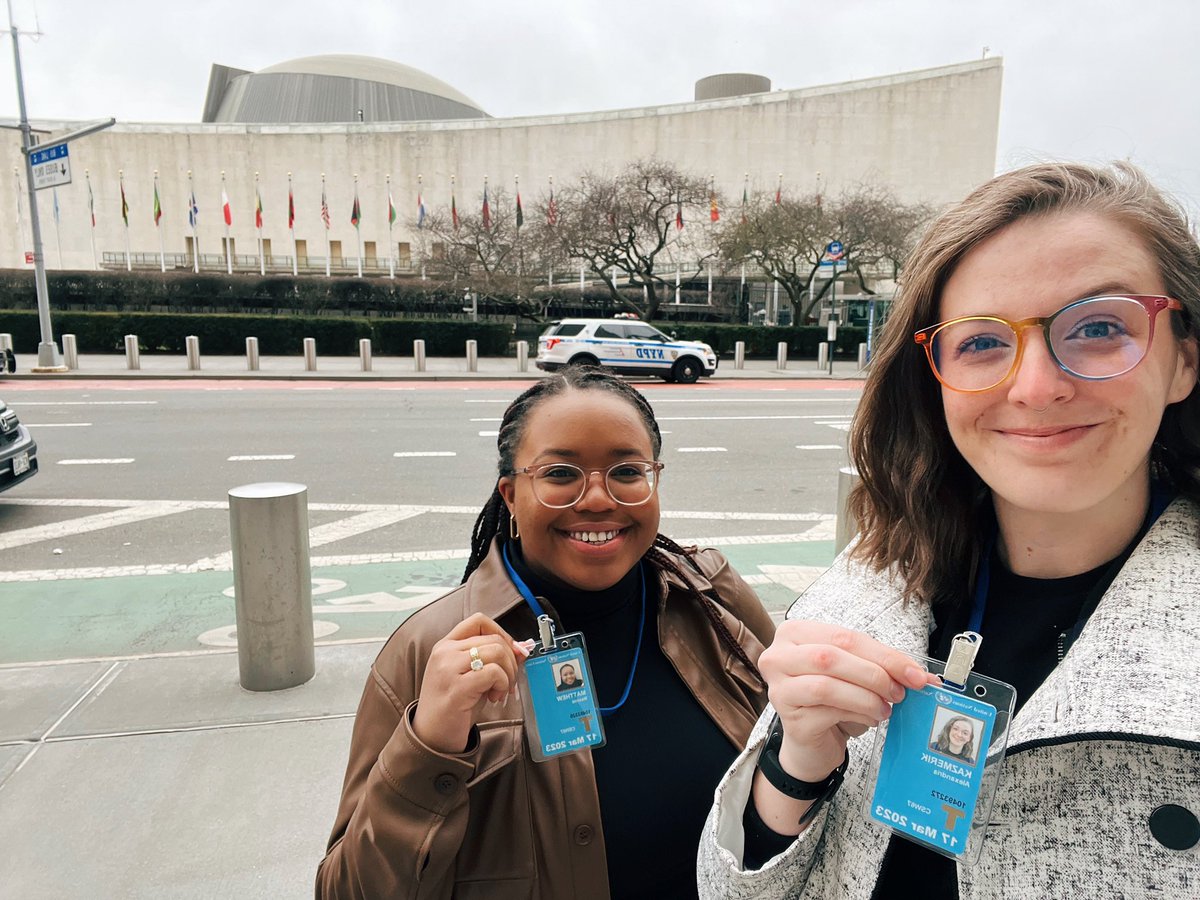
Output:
[[0, 540, 833, 666]]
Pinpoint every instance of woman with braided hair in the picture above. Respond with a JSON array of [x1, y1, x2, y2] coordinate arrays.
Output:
[[318, 367, 775, 900]]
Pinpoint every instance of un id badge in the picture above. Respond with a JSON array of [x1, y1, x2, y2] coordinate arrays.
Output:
[[863, 632, 1017, 864], [518, 614, 605, 762]]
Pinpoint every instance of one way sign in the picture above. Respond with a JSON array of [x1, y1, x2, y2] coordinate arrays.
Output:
[[29, 142, 71, 190]]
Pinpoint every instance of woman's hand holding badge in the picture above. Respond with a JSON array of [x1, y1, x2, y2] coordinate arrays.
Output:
[[752, 620, 936, 834], [412, 613, 532, 755]]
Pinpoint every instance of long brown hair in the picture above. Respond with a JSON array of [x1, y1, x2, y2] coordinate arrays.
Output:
[[849, 161, 1200, 606]]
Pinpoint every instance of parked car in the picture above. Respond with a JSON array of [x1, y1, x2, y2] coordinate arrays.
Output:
[[0, 398, 38, 492], [535, 318, 718, 383]]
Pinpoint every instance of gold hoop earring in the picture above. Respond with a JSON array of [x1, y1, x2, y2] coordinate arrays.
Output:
[[509, 516, 520, 541]]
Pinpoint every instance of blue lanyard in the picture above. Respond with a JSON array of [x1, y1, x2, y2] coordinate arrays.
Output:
[[968, 485, 1176, 634], [502, 543, 646, 716]]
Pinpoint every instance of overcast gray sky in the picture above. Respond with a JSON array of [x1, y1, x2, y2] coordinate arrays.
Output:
[[2, 0, 1197, 214]]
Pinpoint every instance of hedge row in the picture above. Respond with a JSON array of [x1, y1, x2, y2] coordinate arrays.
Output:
[[669, 323, 870, 357], [0, 311, 512, 355]]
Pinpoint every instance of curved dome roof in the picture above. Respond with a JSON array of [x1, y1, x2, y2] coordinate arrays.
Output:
[[202, 54, 489, 124]]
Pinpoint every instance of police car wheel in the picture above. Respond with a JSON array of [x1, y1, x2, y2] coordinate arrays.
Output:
[[672, 358, 701, 384], [568, 354, 600, 369]]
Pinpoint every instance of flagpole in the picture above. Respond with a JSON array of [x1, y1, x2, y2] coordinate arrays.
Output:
[[514, 174, 521, 301], [255, 171, 264, 276], [85, 169, 98, 269], [288, 171, 297, 276], [154, 170, 165, 273], [707, 175, 714, 304], [322, 173, 330, 278], [120, 169, 130, 271], [579, 261, 584, 294], [188, 170, 199, 273], [52, 187, 62, 269], [354, 173, 363, 279], [386, 174, 394, 280], [12, 167, 23, 265], [547, 175, 553, 288], [417, 173, 426, 280]]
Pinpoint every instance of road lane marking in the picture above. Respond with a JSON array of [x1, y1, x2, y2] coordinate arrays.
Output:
[[22, 422, 92, 427], [469, 417, 502, 422], [57, 459, 135, 466], [796, 444, 844, 450], [676, 447, 727, 452], [227, 454, 296, 461], [0, 502, 197, 552], [14, 401, 158, 406], [478, 430, 499, 437], [393, 451, 457, 457]]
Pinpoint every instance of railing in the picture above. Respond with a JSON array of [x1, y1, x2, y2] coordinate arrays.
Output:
[[99, 251, 423, 277]]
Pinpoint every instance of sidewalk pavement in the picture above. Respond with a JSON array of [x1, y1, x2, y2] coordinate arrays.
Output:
[[3, 351, 868, 382]]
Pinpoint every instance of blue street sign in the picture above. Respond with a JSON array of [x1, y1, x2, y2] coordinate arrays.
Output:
[[30, 142, 71, 190], [825, 240, 844, 260]]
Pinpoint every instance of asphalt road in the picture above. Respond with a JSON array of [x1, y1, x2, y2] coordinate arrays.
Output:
[[0, 378, 860, 573]]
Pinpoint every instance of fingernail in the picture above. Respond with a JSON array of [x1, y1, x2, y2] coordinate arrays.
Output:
[[905, 666, 925, 686], [891, 684, 906, 703]]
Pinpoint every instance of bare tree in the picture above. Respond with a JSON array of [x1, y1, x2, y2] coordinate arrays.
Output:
[[537, 159, 717, 321]]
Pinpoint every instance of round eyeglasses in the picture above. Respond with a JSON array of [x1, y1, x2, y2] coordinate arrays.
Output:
[[507, 460, 664, 509], [913, 294, 1183, 393]]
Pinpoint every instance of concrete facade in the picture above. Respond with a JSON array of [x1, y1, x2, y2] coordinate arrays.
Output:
[[0, 58, 1001, 273]]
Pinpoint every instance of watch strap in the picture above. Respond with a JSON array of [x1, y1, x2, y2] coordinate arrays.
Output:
[[756, 715, 849, 802]]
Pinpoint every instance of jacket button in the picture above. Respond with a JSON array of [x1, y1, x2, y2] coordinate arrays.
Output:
[[573, 824, 594, 846], [1149, 804, 1200, 851], [433, 774, 458, 796]]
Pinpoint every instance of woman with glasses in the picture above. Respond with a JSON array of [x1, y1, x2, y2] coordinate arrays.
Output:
[[699, 162, 1200, 899], [318, 367, 775, 899]]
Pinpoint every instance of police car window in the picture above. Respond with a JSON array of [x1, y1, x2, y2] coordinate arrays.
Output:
[[593, 325, 624, 339], [623, 325, 663, 341], [549, 323, 586, 337]]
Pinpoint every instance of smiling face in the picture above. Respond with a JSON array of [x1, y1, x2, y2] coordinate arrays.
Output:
[[559, 665, 577, 684], [498, 388, 661, 592], [938, 210, 1198, 526], [948, 718, 973, 750]]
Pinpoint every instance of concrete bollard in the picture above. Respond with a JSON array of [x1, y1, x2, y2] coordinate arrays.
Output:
[[413, 339, 426, 372], [359, 338, 372, 372], [245, 337, 260, 371], [185, 335, 201, 371], [303, 337, 317, 371], [835, 466, 861, 556], [0, 333, 11, 353], [124, 334, 141, 370], [516, 340, 528, 372], [227, 482, 316, 692], [62, 334, 78, 370], [817, 343, 829, 371], [734, 341, 745, 369], [857, 342, 869, 370], [776, 341, 788, 370], [466, 339, 478, 372]]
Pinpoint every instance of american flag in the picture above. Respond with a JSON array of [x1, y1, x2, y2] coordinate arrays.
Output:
[[546, 188, 558, 226], [320, 185, 331, 229]]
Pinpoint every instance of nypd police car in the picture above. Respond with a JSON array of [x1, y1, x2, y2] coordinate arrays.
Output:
[[535, 319, 718, 383]]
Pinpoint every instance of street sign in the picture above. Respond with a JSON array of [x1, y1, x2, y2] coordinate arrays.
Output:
[[29, 142, 71, 190], [825, 240, 844, 260]]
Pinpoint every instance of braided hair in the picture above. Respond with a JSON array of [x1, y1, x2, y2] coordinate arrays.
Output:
[[462, 366, 763, 681]]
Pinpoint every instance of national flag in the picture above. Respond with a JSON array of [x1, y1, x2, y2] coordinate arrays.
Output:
[[774, 182, 782, 206], [120, 180, 129, 226], [221, 189, 232, 226], [320, 186, 331, 229], [417, 192, 426, 229], [675, 202, 683, 231], [741, 182, 748, 223], [387, 190, 397, 226], [52, 188, 60, 225], [515, 190, 523, 228], [188, 192, 199, 229], [451, 191, 459, 231], [481, 184, 491, 229], [287, 187, 295, 229], [710, 193, 719, 223], [546, 189, 558, 226], [87, 177, 96, 227], [255, 188, 263, 229], [351, 190, 361, 229], [153, 183, 162, 226]]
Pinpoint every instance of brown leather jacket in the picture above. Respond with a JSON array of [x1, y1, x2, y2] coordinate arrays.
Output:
[[316, 539, 774, 899]]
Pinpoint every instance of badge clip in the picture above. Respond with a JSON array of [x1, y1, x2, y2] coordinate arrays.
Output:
[[536, 614, 556, 653], [942, 631, 982, 691]]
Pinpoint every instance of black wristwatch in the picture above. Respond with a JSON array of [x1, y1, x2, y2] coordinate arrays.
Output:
[[756, 715, 849, 804]]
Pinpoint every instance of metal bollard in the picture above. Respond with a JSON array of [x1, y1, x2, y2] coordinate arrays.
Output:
[[246, 337, 260, 371], [62, 334, 78, 370], [516, 340, 528, 372], [857, 342, 869, 370], [303, 337, 317, 371], [734, 341, 745, 369], [776, 341, 788, 370], [413, 339, 426, 371], [466, 339, 478, 372], [227, 482, 316, 692], [0, 333, 11, 353], [185, 335, 201, 371], [359, 338, 372, 372], [124, 334, 141, 370], [817, 343, 829, 371], [835, 466, 861, 556]]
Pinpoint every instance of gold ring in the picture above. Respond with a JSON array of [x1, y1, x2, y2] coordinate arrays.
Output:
[[469, 646, 483, 671]]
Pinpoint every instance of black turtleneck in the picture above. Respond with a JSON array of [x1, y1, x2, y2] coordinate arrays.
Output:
[[507, 545, 738, 900]]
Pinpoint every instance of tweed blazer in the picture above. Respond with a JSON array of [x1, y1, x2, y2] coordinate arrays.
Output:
[[698, 498, 1200, 899]]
